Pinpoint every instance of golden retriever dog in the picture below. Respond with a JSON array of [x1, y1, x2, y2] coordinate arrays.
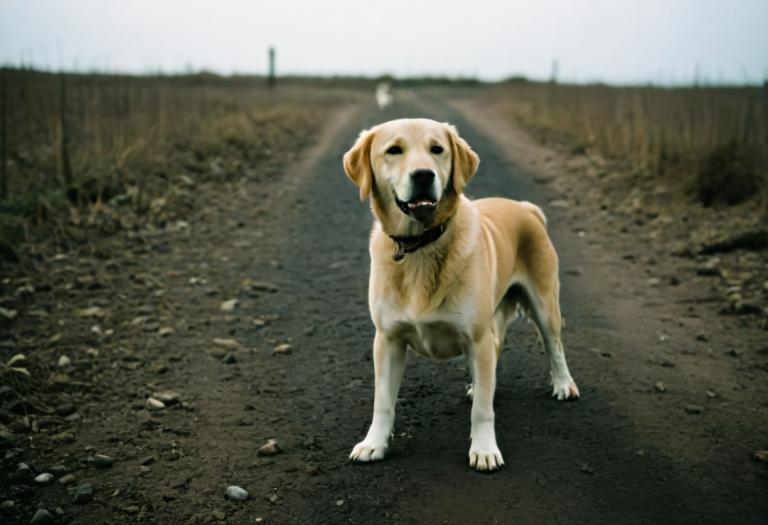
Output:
[[342, 118, 579, 472]]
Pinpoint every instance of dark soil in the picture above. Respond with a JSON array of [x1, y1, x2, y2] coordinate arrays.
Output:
[[1, 90, 767, 525]]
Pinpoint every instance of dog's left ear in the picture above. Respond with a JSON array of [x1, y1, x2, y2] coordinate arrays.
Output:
[[343, 128, 376, 201], [446, 124, 480, 194]]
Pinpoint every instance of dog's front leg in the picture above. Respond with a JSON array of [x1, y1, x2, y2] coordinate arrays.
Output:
[[468, 331, 504, 471], [350, 331, 405, 462]]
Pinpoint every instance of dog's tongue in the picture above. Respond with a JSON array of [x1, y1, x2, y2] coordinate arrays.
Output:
[[408, 200, 435, 209]]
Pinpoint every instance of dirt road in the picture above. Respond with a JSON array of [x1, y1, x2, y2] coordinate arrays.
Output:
[[2, 90, 766, 524]]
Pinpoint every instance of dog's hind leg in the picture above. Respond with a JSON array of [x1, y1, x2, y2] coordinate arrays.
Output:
[[350, 331, 406, 462], [527, 281, 579, 401]]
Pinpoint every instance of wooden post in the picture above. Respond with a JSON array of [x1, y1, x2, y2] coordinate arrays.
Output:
[[58, 72, 73, 187], [549, 59, 559, 84], [268, 46, 276, 88], [0, 68, 7, 199]]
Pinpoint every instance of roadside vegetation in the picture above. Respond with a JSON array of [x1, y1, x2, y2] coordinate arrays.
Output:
[[488, 81, 767, 209], [0, 69, 353, 262]]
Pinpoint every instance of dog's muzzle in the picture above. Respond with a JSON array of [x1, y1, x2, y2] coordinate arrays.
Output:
[[395, 169, 438, 223]]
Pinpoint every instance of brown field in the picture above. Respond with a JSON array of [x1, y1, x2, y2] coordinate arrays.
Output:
[[0, 70, 357, 249], [486, 81, 768, 207]]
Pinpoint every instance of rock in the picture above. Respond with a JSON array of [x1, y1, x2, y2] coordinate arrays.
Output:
[[220, 299, 238, 312], [93, 454, 113, 468], [34, 473, 55, 485], [647, 277, 661, 287], [257, 439, 282, 457], [734, 301, 762, 315], [579, 462, 594, 475], [706, 390, 716, 399], [685, 404, 703, 415], [210, 347, 227, 359], [146, 398, 165, 410], [336, 499, 345, 506], [272, 344, 292, 356], [213, 338, 240, 349], [753, 450, 768, 462], [73, 483, 93, 503], [51, 431, 76, 444], [59, 474, 76, 485], [212, 509, 226, 521], [6, 353, 27, 367], [0, 385, 17, 401], [225, 485, 249, 501], [669, 275, 681, 286], [58, 355, 72, 367], [654, 382, 666, 393], [221, 353, 237, 364], [30, 509, 53, 524], [1, 499, 14, 513], [140, 455, 155, 466], [0, 307, 17, 320], [696, 259, 721, 277], [158, 326, 175, 337], [55, 403, 76, 417], [243, 280, 279, 293], [152, 391, 181, 405], [695, 332, 709, 342]]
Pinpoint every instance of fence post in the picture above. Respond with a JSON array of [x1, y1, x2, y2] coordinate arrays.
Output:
[[268, 46, 276, 88], [1, 68, 7, 199], [59, 72, 72, 187]]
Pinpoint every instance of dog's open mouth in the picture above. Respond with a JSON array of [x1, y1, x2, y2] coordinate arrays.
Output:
[[395, 194, 437, 221]]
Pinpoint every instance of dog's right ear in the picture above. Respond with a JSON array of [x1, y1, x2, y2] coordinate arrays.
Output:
[[343, 128, 376, 201]]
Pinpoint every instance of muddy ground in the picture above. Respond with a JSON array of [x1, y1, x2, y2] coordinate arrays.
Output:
[[1, 89, 767, 525]]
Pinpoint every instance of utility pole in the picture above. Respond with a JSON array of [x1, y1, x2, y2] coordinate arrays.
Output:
[[268, 46, 276, 88], [59, 72, 72, 187], [0, 68, 7, 199], [550, 59, 559, 84]]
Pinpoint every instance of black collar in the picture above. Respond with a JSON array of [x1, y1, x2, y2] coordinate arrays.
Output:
[[389, 222, 447, 262]]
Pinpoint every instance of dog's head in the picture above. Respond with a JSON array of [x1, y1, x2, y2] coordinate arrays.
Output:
[[343, 118, 479, 232]]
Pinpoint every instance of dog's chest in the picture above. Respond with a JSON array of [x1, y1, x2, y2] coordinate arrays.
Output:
[[388, 316, 471, 359]]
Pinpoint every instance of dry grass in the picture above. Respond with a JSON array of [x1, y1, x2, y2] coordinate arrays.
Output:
[[488, 82, 767, 206], [0, 70, 355, 247]]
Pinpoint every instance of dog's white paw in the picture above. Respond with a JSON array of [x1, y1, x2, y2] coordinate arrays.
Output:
[[468, 440, 504, 472], [551, 377, 580, 401], [349, 439, 388, 462]]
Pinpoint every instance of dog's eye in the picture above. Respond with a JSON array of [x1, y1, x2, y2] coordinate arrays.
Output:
[[430, 145, 444, 154], [386, 145, 403, 155]]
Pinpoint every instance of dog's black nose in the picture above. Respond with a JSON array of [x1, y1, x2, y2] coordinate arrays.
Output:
[[410, 169, 435, 187]]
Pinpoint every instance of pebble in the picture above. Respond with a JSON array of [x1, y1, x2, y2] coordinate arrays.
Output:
[[220, 299, 238, 312], [1, 500, 14, 511], [93, 454, 113, 468], [212, 509, 226, 521], [336, 499, 345, 506], [685, 404, 704, 415], [221, 353, 237, 364], [146, 398, 166, 410], [272, 343, 292, 356], [55, 403, 76, 417], [753, 450, 768, 462], [30, 509, 53, 524], [654, 382, 666, 393], [225, 485, 249, 501], [58, 355, 72, 368], [213, 338, 240, 349], [153, 390, 181, 404], [59, 474, 76, 485], [51, 431, 76, 443], [257, 439, 282, 457], [73, 483, 93, 503], [34, 473, 55, 485]]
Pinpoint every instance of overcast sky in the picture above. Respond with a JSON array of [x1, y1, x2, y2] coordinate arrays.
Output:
[[1, 0, 766, 84]]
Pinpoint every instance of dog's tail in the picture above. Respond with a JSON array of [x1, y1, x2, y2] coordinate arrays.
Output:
[[520, 201, 547, 227]]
